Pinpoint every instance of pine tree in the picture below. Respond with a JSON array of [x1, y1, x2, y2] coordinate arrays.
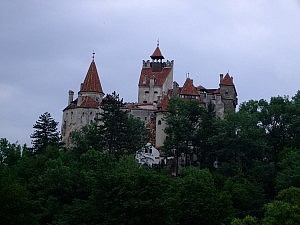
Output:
[[30, 112, 60, 154], [100, 92, 147, 156]]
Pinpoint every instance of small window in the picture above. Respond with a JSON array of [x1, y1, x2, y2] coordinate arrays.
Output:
[[145, 117, 147, 121], [145, 91, 149, 94], [158, 120, 162, 125], [154, 91, 158, 94], [143, 101, 147, 103]]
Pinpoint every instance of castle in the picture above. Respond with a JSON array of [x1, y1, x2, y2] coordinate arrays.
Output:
[[61, 45, 238, 147]]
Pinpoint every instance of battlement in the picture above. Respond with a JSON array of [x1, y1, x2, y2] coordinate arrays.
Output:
[[142, 60, 174, 68]]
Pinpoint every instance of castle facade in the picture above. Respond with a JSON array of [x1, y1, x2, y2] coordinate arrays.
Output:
[[61, 45, 238, 147]]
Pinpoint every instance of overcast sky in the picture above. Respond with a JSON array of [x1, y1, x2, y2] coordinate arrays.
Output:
[[1, 0, 300, 145]]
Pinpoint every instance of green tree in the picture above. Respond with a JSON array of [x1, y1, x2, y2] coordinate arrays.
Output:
[[0, 164, 38, 225], [209, 109, 268, 175], [262, 187, 300, 225], [30, 112, 60, 155], [172, 167, 233, 225], [275, 148, 300, 191], [231, 215, 259, 225], [164, 98, 201, 151], [224, 175, 265, 218], [71, 121, 104, 155], [101, 92, 147, 156], [0, 138, 21, 166]]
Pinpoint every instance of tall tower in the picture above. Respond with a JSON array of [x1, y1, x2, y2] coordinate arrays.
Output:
[[219, 73, 238, 114], [61, 56, 104, 145], [138, 44, 174, 104]]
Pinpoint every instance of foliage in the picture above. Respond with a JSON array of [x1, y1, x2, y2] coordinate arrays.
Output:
[[231, 215, 259, 225], [72, 92, 147, 157], [0, 138, 21, 166], [30, 112, 60, 155], [1, 91, 300, 224], [262, 187, 300, 225], [275, 148, 300, 191]]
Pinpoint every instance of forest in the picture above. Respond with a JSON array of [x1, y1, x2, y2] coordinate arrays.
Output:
[[0, 91, 299, 225]]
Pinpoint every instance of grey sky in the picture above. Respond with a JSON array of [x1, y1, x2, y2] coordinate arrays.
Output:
[[1, 0, 300, 145]]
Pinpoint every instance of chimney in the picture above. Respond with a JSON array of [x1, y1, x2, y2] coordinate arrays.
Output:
[[68, 90, 74, 105], [220, 74, 224, 82]]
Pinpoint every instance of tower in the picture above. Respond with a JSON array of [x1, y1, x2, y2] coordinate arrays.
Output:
[[61, 56, 104, 145], [219, 73, 238, 114], [138, 44, 174, 104]]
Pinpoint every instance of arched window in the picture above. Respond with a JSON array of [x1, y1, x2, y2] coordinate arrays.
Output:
[[158, 120, 162, 125]]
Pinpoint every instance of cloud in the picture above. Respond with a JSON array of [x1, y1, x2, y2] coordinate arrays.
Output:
[[0, 0, 300, 145]]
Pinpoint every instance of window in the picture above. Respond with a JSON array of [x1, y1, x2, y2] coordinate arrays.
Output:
[[145, 91, 149, 94], [158, 120, 162, 125]]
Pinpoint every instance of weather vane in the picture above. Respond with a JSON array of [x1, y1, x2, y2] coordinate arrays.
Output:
[[92, 51, 95, 60], [157, 38, 159, 47]]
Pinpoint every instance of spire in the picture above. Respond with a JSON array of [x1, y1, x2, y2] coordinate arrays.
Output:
[[80, 58, 104, 93]]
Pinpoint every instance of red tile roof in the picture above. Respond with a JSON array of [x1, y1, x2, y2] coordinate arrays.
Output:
[[220, 73, 234, 86], [79, 96, 100, 108], [196, 85, 206, 91], [63, 96, 100, 111], [81, 60, 104, 93], [150, 47, 164, 59], [180, 78, 199, 96], [63, 100, 77, 111], [138, 67, 172, 87]]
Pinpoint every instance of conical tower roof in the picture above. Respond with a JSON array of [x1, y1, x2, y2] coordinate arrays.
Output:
[[150, 46, 164, 59], [81, 60, 104, 93]]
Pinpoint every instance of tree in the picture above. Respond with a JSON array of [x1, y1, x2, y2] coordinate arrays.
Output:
[[262, 187, 300, 225], [101, 92, 147, 156], [163, 97, 207, 168], [224, 175, 265, 218], [71, 121, 105, 155], [30, 112, 60, 155], [231, 215, 259, 225], [0, 138, 21, 166], [275, 148, 300, 191], [209, 109, 268, 175]]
